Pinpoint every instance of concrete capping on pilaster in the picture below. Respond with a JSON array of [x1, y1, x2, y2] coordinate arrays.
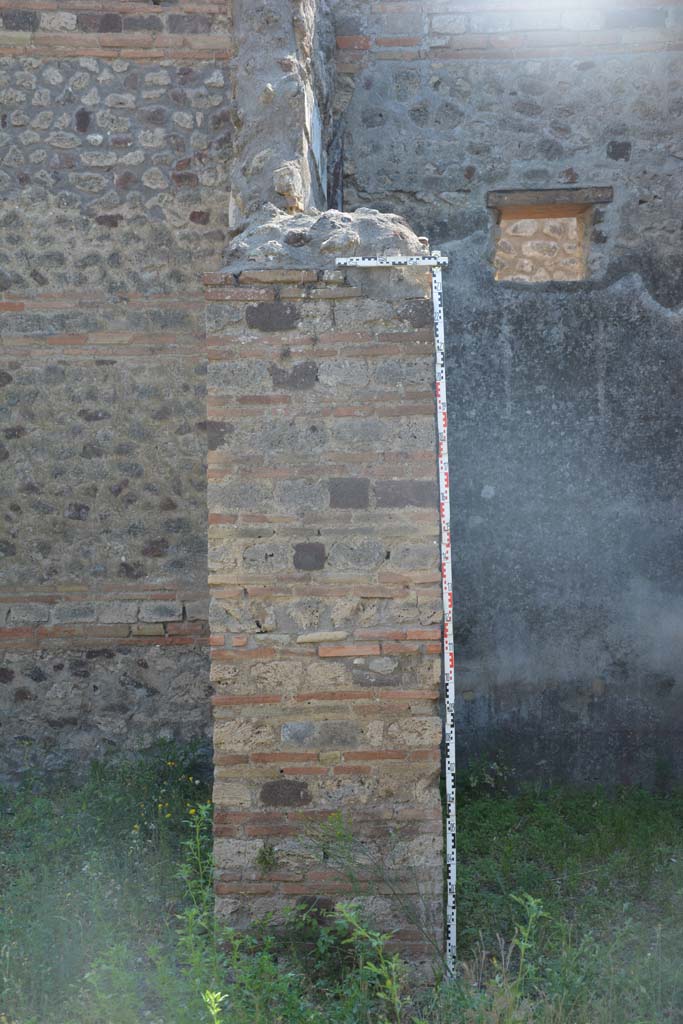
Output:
[[219, 206, 431, 285]]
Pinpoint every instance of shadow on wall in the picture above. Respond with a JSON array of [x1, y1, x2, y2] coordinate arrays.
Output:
[[439, 243, 683, 787]]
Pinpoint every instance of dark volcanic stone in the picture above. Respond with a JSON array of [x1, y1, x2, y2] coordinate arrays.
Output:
[[204, 421, 233, 451], [118, 561, 145, 580], [3, 9, 38, 30], [329, 477, 370, 509], [260, 779, 311, 807], [75, 109, 90, 133], [168, 13, 213, 33], [293, 542, 326, 571], [123, 15, 162, 30], [66, 503, 90, 520], [246, 302, 301, 333], [81, 443, 104, 458], [142, 538, 169, 557], [269, 361, 318, 390], [607, 141, 632, 161], [374, 480, 437, 508], [77, 12, 122, 32]]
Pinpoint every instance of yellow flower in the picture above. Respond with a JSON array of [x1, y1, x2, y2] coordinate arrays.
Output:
[[189, 808, 196, 815], [132, 824, 140, 832], [165, 813, 172, 819]]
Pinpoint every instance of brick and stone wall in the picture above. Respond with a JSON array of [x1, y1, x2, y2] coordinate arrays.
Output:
[[332, 0, 683, 785], [0, 2, 232, 60], [494, 212, 590, 283], [5, 0, 681, 970], [206, 211, 445, 967], [0, 298, 210, 776], [0, 3, 234, 776], [1, 0, 450, 968]]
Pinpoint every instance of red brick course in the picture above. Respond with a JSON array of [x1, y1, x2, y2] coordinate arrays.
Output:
[[333, 0, 681, 66]]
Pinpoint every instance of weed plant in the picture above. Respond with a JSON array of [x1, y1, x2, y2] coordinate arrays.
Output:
[[1, 745, 682, 1024]]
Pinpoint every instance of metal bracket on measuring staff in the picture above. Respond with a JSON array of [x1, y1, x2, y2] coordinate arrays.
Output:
[[336, 253, 457, 973]]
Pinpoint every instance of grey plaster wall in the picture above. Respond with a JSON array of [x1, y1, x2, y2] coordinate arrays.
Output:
[[339, 48, 683, 784]]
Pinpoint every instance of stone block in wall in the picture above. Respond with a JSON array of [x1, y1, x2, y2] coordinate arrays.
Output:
[[206, 256, 444, 970]]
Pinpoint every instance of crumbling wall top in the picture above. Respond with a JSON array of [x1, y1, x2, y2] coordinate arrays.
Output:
[[224, 205, 429, 274]]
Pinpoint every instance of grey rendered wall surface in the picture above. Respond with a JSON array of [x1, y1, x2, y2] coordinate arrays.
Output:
[[335, 2, 683, 784]]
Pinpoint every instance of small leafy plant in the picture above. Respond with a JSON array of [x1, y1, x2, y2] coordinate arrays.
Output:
[[202, 990, 227, 1024], [255, 840, 280, 874]]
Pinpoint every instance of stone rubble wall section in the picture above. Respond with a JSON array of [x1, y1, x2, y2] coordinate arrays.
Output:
[[0, 3, 234, 774], [0, 645, 210, 781], [0, 299, 208, 586], [206, 263, 444, 964], [331, 1, 683, 258], [494, 215, 589, 283], [327, 16, 683, 454], [0, 55, 232, 294], [0, 299, 213, 774]]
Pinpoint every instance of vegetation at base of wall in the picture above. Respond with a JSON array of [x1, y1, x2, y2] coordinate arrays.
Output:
[[1, 746, 682, 1024]]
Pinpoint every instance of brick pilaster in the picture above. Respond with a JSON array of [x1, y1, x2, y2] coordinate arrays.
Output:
[[205, 264, 444, 966]]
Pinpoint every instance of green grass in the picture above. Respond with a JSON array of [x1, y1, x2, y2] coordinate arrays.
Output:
[[448, 781, 683, 1023], [1, 746, 683, 1023], [458, 783, 683, 953], [0, 743, 211, 1023]]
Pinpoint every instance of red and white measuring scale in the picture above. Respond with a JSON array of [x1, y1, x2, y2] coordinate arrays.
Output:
[[336, 253, 456, 971]]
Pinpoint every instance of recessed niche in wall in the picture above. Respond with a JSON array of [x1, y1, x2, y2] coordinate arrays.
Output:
[[487, 188, 613, 283]]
